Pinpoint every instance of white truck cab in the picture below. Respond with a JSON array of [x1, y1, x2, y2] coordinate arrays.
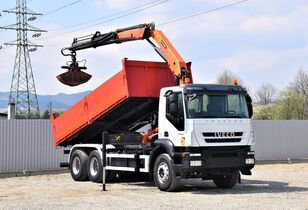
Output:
[[159, 84, 255, 147], [150, 84, 255, 190]]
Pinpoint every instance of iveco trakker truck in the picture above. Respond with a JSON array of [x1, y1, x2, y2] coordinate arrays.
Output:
[[51, 23, 255, 191]]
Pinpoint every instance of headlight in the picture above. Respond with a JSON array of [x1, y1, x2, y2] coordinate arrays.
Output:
[[249, 129, 256, 145]]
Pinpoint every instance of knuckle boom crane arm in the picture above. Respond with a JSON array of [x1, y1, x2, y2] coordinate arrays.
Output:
[[58, 23, 192, 86]]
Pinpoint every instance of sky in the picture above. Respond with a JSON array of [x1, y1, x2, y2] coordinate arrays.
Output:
[[0, 0, 307, 96]]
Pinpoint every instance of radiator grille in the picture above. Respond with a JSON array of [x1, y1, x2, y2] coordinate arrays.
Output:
[[202, 132, 243, 143]]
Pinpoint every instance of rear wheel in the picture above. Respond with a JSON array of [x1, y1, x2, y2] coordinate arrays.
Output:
[[153, 153, 179, 191], [213, 170, 239, 188], [87, 150, 117, 183], [87, 150, 102, 183], [70, 149, 89, 181]]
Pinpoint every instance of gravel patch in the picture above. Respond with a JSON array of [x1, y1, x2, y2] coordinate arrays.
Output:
[[0, 163, 307, 210]]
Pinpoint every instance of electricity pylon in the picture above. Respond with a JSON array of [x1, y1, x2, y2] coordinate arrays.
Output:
[[0, 0, 46, 118]]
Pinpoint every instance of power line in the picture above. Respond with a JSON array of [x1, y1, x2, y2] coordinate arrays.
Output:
[[48, 0, 166, 32], [0, 0, 34, 16], [32, 0, 169, 42], [34, 0, 248, 47], [31, 0, 248, 48], [1, 0, 168, 58], [158, 0, 249, 26], [2, 0, 250, 60], [43, 0, 83, 16]]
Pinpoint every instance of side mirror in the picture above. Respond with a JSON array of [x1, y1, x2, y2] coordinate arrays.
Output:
[[246, 94, 253, 118], [167, 93, 178, 118]]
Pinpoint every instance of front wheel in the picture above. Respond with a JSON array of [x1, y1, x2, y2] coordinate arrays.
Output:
[[153, 153, 179, 191], [213, 170, 239, 188]]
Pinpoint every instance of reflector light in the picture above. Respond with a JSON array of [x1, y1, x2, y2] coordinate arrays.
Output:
[[245, 158, 254, 165], [190, 160, 202, 167]]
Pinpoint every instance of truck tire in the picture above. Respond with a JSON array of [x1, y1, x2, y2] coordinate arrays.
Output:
[[87, 150, 117, 183], [153, 153, 179, 192], [213, 170, 239, 188], [87, 150, 102, 183], [70, 149, 89, 181]]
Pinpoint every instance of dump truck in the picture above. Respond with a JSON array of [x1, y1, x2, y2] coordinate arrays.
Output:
[[51, 23, 255, 191]]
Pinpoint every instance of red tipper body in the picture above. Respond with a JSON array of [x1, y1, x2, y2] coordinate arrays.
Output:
[[50, 59, 175, 147]]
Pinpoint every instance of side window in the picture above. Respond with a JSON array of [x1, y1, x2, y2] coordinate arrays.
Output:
[[227, 95, 240, 113], [166, 92, 184, 131]]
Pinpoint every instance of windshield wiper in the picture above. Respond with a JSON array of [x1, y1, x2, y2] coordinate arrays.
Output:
[[187, 93, 197, 101]]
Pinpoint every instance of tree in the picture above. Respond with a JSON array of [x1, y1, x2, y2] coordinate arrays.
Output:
[[288, 69, 308, 119], [255, 83, 277, 105], [274, 89, 307, 120], [253, 105, 276, 120], [292, 69, 308, 97], [41, 110, 50, 119], [15, 112, 40, 119], [216, 69, 244, 85]]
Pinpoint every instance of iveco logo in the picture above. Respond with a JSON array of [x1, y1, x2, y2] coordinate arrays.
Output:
[[215, 132, 235, 138]]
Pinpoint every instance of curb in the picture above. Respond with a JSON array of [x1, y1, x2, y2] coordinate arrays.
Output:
[[0, 168, 69, 178]]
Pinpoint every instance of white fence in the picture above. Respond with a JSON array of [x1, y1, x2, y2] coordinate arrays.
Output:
[[0, 120, 66, 173], [0, 120, 307, 173], [252, 120, 308, 160]]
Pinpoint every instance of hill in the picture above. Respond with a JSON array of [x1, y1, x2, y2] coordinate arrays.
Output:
[[0, 91, 91, 111]]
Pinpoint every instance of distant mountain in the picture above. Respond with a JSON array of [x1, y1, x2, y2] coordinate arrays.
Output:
[[0, 91, 91, 111]]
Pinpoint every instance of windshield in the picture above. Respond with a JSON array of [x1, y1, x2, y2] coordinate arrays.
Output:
[[185, 93, 249, 118]]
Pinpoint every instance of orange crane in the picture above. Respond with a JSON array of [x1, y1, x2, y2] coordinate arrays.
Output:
[[57, 23, 192, 86]]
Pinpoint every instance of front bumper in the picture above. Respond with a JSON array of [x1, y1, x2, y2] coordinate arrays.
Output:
[[172, 146, 255, 178]]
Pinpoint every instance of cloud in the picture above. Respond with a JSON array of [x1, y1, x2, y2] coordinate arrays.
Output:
[[241, 4, 307, 33], [191, 47, 308, 93], [1, 0, 306, 96], [220, 50, 280, 73], [220, 48, 307, 73]]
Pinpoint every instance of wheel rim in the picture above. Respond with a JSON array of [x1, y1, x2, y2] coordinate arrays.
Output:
[[89, 157, 99, 177], [72, 156, 80, 175], [157, 162, 169, 184]]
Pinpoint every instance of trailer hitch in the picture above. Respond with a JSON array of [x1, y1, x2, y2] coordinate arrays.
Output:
[[57, 49, 92, 86]]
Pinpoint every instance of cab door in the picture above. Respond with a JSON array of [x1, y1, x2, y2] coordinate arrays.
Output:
[[158, 90, 186, 147]]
